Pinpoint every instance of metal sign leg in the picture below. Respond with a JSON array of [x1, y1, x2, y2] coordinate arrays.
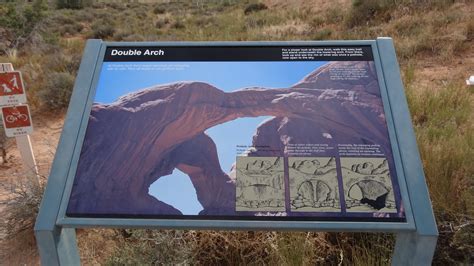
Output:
[[392, 232, 437, 266], [35, 227, 80, 266]]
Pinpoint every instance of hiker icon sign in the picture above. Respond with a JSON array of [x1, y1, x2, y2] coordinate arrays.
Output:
[[0, 72, 27, 106]]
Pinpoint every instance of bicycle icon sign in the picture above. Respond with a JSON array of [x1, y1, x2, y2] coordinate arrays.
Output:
[[5, 109, 28, 124], [0, 71, 27, 106], [1, 105, 33, 137]]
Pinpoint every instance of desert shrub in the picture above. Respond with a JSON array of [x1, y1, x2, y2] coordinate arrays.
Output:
[[41, 31, 60, 45], [392, 16, 424, 37], [104, 2, 125, 11], [467, 18, 474, 41], [38, 72, 75, 110], [395, 30, 439, 60], [153, 6, 166, 14], [90, 22, 115, 39], [0, 180, 45, 262], [342, 233, 394, 265], [135, 10, 147, 19], [190, 231, 278, 264], [106, 230, 194, 265], [345, 0, 393, 28], [193, 16, 216, 28], [52, 13, 75, 25], [155, 17, 170, 28], [324, 7, 344, 24], [112, 31, 130, 41], [0, 1, 47, 38], [244, 3, 268, 15], [0, 4, 23, 31], [171, 20, 186, 29], [59, 23, 84, 36], [435, 221, 474, 264], [103, 230, 397, 265], [74, 8, 95, 22], [312, 28, 332, 40], [56, 0, 84, 9], [245, 16, 266, 28], [414, 0, 456, 9], [41, 51, 78, 73], [116, 33, 148, 42], [310, 16, 325, 28], [63, 53, 82, 74], [23, 0, 48, 28]]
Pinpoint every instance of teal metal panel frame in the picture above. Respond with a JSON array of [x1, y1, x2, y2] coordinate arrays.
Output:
[[34, 38, 437, 265]]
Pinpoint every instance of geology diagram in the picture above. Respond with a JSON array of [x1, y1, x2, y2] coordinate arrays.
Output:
[[289, 157, 340, 212], [235, 157, 285, 211], [66, 61, 401, 218], [340, 157, 397, 213]]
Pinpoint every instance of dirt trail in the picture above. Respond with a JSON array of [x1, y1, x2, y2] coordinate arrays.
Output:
[[0, 112, 64, 265], [0, 112, 64, 196]]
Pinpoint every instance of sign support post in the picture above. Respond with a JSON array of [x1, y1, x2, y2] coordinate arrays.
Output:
[[0, 63, 39, 189], [376, 37, 438, 265], [16, 134, 40, 188], [35, 40, 102, 266]]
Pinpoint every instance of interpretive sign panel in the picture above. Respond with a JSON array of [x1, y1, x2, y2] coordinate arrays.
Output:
[[65, 45, 406, 222], [35, 39, 438, 266]]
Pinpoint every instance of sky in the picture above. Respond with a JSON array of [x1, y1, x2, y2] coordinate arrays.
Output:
[[94, 61, 327, 215]]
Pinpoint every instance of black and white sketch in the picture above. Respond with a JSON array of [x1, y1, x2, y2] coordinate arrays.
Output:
[[289, 157, 341, 212], [235, 156, 285, 211], [340, 157, 396, 213]]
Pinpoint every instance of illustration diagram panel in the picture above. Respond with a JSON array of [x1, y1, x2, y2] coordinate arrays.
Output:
[[236, 156, 285, 212], [289, 157, 340, 212], [340, 157, 397, 213]]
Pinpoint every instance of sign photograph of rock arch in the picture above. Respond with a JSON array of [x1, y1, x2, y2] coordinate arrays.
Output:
[[64, 45, 406, 222]]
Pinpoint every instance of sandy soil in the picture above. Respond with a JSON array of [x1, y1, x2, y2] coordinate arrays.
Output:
[[0, 112, 64, 198], [417, 49, 474, 89], [0, 111, 65, 266]]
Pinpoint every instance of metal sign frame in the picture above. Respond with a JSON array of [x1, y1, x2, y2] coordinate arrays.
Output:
[[34, 38, 438, 265]]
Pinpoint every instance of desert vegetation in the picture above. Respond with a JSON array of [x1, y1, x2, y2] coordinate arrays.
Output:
[[0, 0, 472, 264]]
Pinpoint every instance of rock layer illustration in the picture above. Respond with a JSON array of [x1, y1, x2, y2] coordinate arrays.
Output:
[[66, 61, 396, 216], [340, 157, 396, 212], [235, 157, 285, 211], [289, 157, 340, 212]]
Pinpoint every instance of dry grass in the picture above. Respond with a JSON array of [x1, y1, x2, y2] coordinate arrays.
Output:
[[405, 67, 473, 264], [407, 82, 473, 219], [102, 230, 394, 265]]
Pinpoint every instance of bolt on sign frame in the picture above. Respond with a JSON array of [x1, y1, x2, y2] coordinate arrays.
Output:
[[34, 38, 437, 266]]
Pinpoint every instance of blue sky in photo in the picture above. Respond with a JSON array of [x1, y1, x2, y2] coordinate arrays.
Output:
[[94, 61, 327, 215]]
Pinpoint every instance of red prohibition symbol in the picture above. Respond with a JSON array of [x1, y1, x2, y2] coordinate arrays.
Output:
[[2, 105, 31, 128]]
